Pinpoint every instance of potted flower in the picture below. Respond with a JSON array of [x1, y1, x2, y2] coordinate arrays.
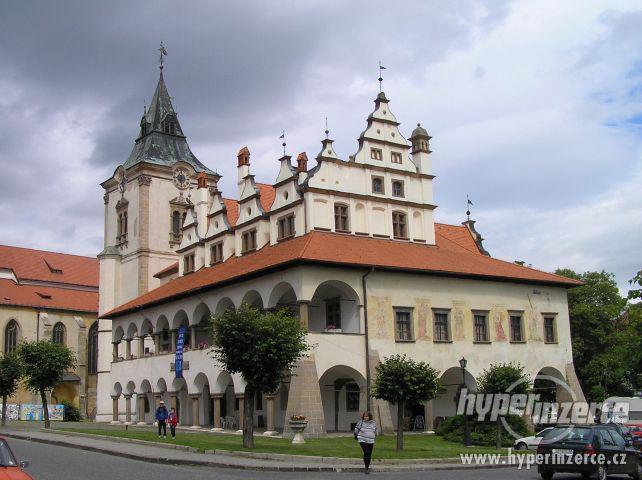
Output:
[[288, 415, 308, 444]]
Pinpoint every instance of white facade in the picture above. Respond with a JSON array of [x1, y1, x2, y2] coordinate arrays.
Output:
[[96, 70, 584, 434]]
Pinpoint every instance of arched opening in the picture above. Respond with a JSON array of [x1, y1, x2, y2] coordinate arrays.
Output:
[[155, 315, 170, 354], [192, 303, 213, 350], [172, 310, 190, 351], [87, 322, 98, 374], [319, 365, 366, 432], [214, 371, 236, 430], [140, 318, 154, 355], [432, 366, 477, 430], [138, 380, 153, 424], [241, 290, 264, 310], [215, 297, 235, 316], [309, 280, 360, 333], [533, 367, 569, 426], [52, 382, 78, 407], [193, 373, 211, 426], [113, 326, 125, 360], [171, 377, 189, 426], [156, 378, 170, 410], [52, 322, 66, 345], [4, 320, 20, 354], [268, 282, 298, 317]]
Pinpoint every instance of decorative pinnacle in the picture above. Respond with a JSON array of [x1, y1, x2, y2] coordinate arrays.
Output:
[[280, 130, 286, 156], [378, 61, 387, 92], [158, 41, 168, 70], [466, 195, 473, 221], [324, 117, 329, 139]]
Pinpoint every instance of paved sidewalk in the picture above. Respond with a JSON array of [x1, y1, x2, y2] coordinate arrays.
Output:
[[1, 429, 510, 472]]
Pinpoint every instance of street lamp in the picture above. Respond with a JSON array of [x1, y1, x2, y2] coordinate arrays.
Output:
[[459, 357, 472, 447]]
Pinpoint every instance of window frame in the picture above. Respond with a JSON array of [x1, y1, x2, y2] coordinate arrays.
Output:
[[345, 382, 360, 412], [370, 148, 383, 161], [472, 311, 490, 343], [394, 307, 414, 342], [241, 229, 257, 253], [371, 176, 385, 194], [325, 297, 342, 330], [52, 322, 66, 345], [277, 214, 296, 240], [392, 211, 408, 239], [333, 203, 350, 232], [432, 309, 451, 343], [509, 312, 525, 343], [391, 180, 405, 198], [543, 314, 557, 343], [4, 320, 19, 354], [210, 242, 224, 265], [88, 322, 98, 374], [391, 151, 403, 164], [183, 253, 196, 273]]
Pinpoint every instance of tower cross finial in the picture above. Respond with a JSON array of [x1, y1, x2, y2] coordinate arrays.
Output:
[[466, 195, 473, 221], [378, 61, 387, 92], [280, 130, 286, 156], [324, 117, 329, 139], [158, 41, 168, 70]]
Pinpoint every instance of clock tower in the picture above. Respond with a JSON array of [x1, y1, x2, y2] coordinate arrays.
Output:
[[95, 66, 218, 421]]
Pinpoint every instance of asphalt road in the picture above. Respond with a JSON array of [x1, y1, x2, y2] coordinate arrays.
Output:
[[6, 438, 635, 480]]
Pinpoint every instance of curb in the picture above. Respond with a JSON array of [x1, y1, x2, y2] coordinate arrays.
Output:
[[2, 431, 515, 472]]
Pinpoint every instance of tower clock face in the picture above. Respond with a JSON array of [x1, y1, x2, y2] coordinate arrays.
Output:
[[173, 168, 190, 190]]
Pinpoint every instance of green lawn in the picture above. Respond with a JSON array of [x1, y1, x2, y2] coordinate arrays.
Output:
[[57, 427, 501, 459]]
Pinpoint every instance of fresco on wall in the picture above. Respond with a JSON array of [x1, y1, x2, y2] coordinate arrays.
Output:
[[0, 404, 19, 420], [18, 404, 64, 421]]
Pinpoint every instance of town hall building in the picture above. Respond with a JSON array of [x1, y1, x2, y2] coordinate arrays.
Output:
[[96, 64, 584, 435]]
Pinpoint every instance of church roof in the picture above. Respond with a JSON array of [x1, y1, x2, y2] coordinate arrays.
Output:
[[103, 225, 582, 319], [123, 72, 216, 175]]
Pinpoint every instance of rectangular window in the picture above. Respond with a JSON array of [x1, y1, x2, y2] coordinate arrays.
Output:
[[242, 229, 257, 253], [392, 180, 404, 198], [391, 152, 403, 164], [372, 176, 384, 194], [395, 308, 413, 341], [392, 211, 407, 238], [433, 311, 450, 342], [346, 383, 360, 411], [183, 253, 195, 273], [473, 313, 489, 342], [325, 297, 341, 330], [510, 314, 523, 342], [370, 148, 383, 160], [210, 242, 223, 265], [334, 204, 350, 232], [544, 316, 556, 343], [277, 214, 295, 240]]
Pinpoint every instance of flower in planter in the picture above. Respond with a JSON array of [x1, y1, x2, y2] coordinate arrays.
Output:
[[290, 414, 307, 421]]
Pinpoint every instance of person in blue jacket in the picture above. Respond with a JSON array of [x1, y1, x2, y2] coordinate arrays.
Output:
[[155, 400, 169, 438]]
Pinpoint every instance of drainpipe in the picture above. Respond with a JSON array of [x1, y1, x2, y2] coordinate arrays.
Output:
[[362, 267, 375, 411]]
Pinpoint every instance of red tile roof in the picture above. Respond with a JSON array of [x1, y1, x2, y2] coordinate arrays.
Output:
[[0, 245, 98, 287], [153, 262, 179, 279], [103, 226, 581, 319], [0, 279, 98, 313], [222, 183, 276, 227]]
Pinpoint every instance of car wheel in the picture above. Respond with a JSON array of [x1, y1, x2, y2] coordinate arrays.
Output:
[[516, 442, 528, 451], [597, 465, 607, 480], [540, 471, 554, 480]]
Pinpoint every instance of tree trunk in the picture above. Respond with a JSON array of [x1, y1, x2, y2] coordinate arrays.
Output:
[[496, 417, 502, 450], [396, 400, 404, 451], [1, 395, 6, 426], [243, 385, 255, 449], [41, 389, 50, 429]]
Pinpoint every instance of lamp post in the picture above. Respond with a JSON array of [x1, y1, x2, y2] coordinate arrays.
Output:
[[459, 357, 472, 447]]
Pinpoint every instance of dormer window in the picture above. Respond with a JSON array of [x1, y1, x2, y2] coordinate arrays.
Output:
[[183, 253, 195, 274], [242, 229, 257, 253], [162, 116, 176, 135], [391, 152, 403, 164], [370, 148, 383, 161], [140, 119, 148, 137]]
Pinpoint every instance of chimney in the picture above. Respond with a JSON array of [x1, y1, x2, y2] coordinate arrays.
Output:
[[296, 152, 308, 173], [196, 172, 208, 189], [237, 146, 250, 186]]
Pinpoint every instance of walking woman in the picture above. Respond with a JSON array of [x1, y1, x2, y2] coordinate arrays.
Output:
[[354, 411, 377, 474]]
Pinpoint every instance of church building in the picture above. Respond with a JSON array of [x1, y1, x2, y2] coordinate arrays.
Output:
[[96, 64, 584, 434]]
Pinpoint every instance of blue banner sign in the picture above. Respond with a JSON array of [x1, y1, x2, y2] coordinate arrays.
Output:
[[175, 325, 186, 379]]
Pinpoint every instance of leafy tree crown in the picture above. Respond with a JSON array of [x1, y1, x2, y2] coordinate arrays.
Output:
[[18, 341, 76, 393], [372, 354, 441, 404], [477, 362, 531, 395], [0, 353, 23, 398]]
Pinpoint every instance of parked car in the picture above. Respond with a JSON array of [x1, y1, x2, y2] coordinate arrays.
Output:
[[626, 424, 642, 450], [0, 437, 32, 479], [514, 427, 555, 450], [537, 425, 642, 480]]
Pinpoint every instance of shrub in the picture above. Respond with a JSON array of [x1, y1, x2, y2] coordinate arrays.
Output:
[[62, 401, 82, 422], [436, 414, 530, 447]]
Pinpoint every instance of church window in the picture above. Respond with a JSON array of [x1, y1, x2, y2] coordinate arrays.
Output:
[[395, 308, 413, 342], [183, 254, 195, 273], [141, 122, 147, 136], [346, 382, 360, 412], [171, 211, 181, 240], [473, 313, 489, 342], [392, 180, 404, 198], [370, 148, 382, 160], [392, 211, 407, 239], [242, 229, 257, 253], [372, 176, 384, 194], [334, 204, 349, 232], [162, 116, 176, 135], [88, 322, 98, 374], [325, 297, 341, 330], [4, 320, 19, 353], [510, 314, 524, 342], [391, 152, 403, 164], [52, 322, 66, 345], [544, 315, 557, 343], [277, 214, 295, 240], [210, 242, 223, 265], [433, 310, 450, 342]]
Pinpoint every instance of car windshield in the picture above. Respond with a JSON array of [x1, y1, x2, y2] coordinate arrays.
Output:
[[0, 440, 17, 467], [547, 427, 594, 443]]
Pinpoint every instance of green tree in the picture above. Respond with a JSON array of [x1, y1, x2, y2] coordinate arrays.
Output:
[[476, 362, 531, 449], [0, 353, 23, 426], [556, 268, 631, 400], [18, 341, 76, 428], [628, 269, 642, 302], [371, 354, 441, 451], [209, 304, 309, 448]]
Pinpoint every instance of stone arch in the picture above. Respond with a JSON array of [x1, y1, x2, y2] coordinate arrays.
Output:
[[52, 382, 78, 407], [215, 297, 235, 316], [213, 371, 235, 428], [113, 325, 125, 343], [192, 303, 213, 349], [125, 381, 136, 396], [319, 365, 367, 432], [533, 366, 571, 409], [432, 366, 477, 429], [112, 382, 123, 397], [140, 318, 154, 336], [309, 280, 361, 333], [4, 318, 21, 354], [156, 378, 168, 394], [138, 379, 154, 424], [268, 282, 298, 309], [241, 290, 264, 309], [155, 315, 170, 354], [126, 322, 138, 340], [171, 309, 189, 330], [171, 377, 190, 426]]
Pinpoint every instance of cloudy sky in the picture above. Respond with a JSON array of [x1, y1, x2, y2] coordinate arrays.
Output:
[[0, 0, 640, 292]]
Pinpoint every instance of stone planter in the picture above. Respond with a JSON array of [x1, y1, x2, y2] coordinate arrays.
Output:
[[288, 420, 308, 444]]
